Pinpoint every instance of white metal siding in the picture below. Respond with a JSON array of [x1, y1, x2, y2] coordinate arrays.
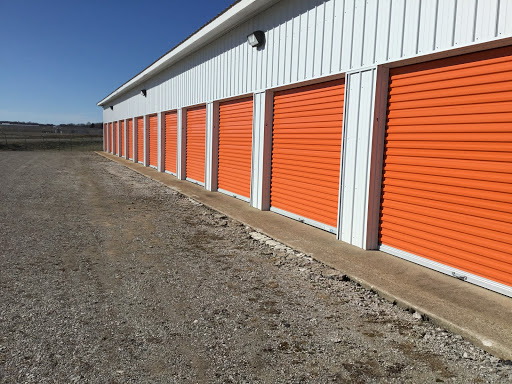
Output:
[[157, 112, 164, 171], [250, 91, 273, 210], [339, 68, 376, 249], [177, 109, 186, 180], [103, 0, 512, 123], [205, 102, 215, 191]]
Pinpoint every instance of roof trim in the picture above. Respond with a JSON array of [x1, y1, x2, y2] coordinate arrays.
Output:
[[97, 0, 278, 107]]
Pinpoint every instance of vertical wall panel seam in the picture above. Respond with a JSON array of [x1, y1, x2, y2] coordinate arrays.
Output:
[[360, 0, 367, 66], [320, 2, 326, 75], [386, 0, 392, 60], [415, 0, 422, 54], [433, 0, 440, 50], [243, 32, 247, 94], [495, 0, 502, 37], [239, 36, 243, 94], [400, 0, 407, 58], [205, 51, 210, 102], [349, 0, 356, 67], [452, 0, 458, 46], [301, 4, 306, 80], [339, 0, 346, 72], [304, 7, 316, 79], [282, 23, 286, 85], [232, 35, 237, 96], [268, 17, 274, 88], [312, 6, 318, 79], [229, 33, 234, 96], [286, 11, 293, 83], [329, 0, 335, 73], [289, 14, 295, 83], [472, 0, 479, 42], [262, 15, 274, 88], [258, 20, 264, 91], [283, 13, 289, 85], [249, 17, 254, 91], [231, 37, 236, 96], [267, 5, 274, 88], [226, 37, 231, 97], [322, 1, 327, 75], [298, 1, 305, 78], [373, 0, 380, 63]]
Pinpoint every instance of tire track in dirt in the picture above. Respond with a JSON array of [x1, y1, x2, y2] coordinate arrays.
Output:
[[74, 155, 213, 380]]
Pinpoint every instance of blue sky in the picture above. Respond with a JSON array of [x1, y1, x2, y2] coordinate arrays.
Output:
[[0, 0, 234, 124]]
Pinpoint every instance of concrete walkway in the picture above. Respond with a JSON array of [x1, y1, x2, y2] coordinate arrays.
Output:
[[98, 152, 512, 360]]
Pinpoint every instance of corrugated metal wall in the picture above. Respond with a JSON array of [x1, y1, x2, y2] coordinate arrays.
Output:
[[251, 91, 272, 210], [103, 0, 512, 122], [339, 68, 382, 249], [205, 102, 215, 191]]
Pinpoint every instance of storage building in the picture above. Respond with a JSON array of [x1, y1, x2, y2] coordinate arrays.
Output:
[[98, 0, 512, 298]]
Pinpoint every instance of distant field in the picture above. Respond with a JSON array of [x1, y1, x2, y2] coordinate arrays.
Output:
[[0, 124, 103, 151]]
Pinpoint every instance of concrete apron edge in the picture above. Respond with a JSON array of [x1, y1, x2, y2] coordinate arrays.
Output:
[[96, 152, 512, 361]]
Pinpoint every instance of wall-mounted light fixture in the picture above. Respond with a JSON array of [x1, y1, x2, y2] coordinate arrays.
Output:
[[247, 30, 265, 48], [141, 89, 147, 97], [110, 106, 114, 110]]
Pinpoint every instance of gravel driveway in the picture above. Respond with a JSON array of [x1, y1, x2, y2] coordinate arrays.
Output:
[[0, 151, 511, 383]]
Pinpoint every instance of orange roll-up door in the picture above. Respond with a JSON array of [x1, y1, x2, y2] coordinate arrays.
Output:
[[103, 124, 107, 151], [137, 116, 144, 162], [218, 97, 253, 199], [186, 106, 206, 183], [379, 46, 512, 289], [127, 119, 133, 160], [148, 114, 158, 167], [120, 120, 125, 157], [164, 111, 177, 174], [113, 122, 118, 155], [270, 79, 345, 230], [108, 123, 112, 152]]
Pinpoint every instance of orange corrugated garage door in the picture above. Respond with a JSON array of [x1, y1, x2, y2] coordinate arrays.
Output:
[[127, 119, 133, 160], [164, 111, 177, 174], [148, 114, 158, 167], [270, 79, 345, 230], [104, 124, 107, 151], [186, 106, 206, 183], [380, 46, 512, 290], [218, 97, 253, 199], [108, 123, 112, 152], [137, 116, 144, 163], [120, 120, 125, 157], [113, 122, 118, 155]]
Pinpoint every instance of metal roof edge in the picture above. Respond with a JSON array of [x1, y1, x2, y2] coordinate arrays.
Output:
[[97, 0, 278, 107]]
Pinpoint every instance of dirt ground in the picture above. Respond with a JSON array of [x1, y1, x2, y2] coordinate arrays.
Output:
[[0, 151, 511, 383]]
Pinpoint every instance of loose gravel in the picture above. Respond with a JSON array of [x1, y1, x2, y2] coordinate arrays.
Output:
[[0, 151, 511, 383]]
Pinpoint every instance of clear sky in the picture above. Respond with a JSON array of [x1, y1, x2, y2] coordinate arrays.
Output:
[[0, 0, 234, 124]]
